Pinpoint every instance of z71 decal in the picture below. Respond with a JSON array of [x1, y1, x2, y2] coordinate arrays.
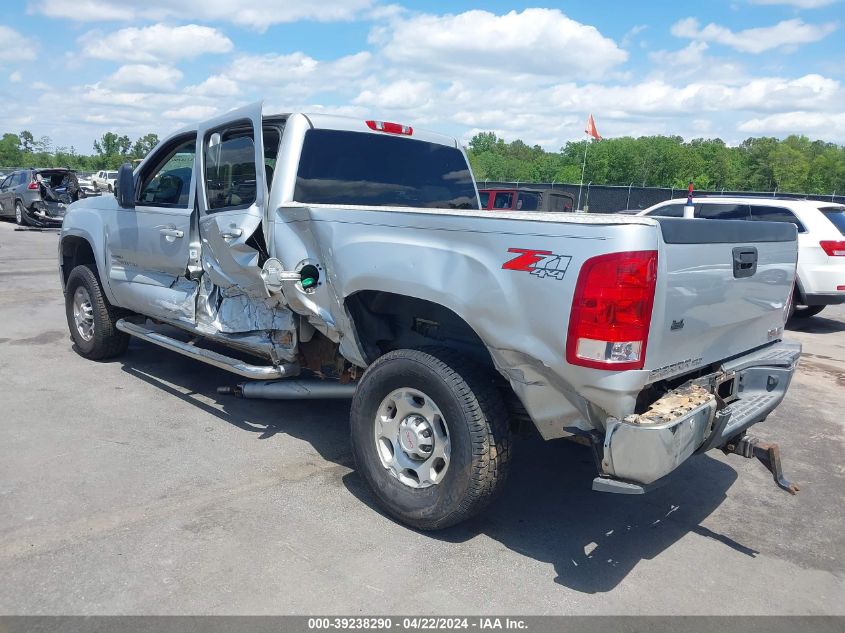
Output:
[[502, 248, 571, 281]]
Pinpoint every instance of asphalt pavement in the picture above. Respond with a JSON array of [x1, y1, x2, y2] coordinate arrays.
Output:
[[0, 220, 842, 615]]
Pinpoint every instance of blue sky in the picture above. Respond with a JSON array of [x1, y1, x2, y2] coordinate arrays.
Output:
[[0, 0, 842, 152]]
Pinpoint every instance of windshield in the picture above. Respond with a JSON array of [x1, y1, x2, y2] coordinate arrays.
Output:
[[820, 206, 845, 236], [295, 129, 478, 209]]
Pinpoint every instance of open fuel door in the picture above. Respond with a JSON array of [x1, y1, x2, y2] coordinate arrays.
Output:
[[196, 102, 268, 297]]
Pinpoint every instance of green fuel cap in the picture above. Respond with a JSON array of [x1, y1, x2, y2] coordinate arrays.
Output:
[[301, 276, 317, 289]]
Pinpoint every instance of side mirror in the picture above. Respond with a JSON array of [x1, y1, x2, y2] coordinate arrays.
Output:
[[115, 163, 135, 209]]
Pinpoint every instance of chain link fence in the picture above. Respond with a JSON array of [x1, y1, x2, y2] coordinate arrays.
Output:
[[477, 181, 845, 213]]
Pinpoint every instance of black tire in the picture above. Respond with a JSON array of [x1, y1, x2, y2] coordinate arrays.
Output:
[[792, 304, 825, 318], [15, 201, 28, 226], [350, 348, 512, 530], [107, 184, 113, 193], [65, 265, 129, 360]]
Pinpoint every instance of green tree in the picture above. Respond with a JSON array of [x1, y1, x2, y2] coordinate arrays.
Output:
[[18, 130, 35, 153], [93, 132, 132, 168], [771, 145, 810, 192], [0, 133, 22, 166], [131, 133, 159, 159]]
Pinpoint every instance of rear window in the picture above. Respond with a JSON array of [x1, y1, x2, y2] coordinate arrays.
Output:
[[820, 206, 845, 236], [294, 129, 478, 209], [492, 192, 513, 209], [549, 193, 573, 212]]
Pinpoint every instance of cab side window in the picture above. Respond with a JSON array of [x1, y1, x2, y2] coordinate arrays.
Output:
[[696, 203, 750, 220], [750, 205, 805, 232], [493, 192, 513, 209], [205, 125, 256, 212], [138, 137, 196, 208], [647, 203, 684, 217]]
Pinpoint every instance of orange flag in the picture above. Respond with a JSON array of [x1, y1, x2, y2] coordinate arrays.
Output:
[[585, 114, 601, 140]]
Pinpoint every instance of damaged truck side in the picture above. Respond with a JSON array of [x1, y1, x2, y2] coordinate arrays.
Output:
[[59, 104, 801, 529]]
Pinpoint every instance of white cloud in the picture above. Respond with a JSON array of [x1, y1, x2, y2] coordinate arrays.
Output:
[[748, 0, 838, 8], [9, 71, 22, 82], [739, 111, 845, 137], [671, 17, 837, 53], [189, 51, 371, 101], [162, 105, 219, 120], [353, 79, 434, 109], [80, 24, 233, 63], [31, 0, 373, 30], [0, 26, 37, 61], [375, 8, 627, 79], [106, 64, 184, 91]]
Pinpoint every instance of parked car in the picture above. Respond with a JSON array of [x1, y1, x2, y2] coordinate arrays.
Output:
[[0, 168, 81, 227], [638, 196, 845, 318], [91, 170, 118, 192], [59, 104, 801, 530], [479, 187, 575, 212]]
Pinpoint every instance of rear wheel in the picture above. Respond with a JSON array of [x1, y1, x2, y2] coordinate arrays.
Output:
[[350, 348, 511, 530], [14, 201, 27, 226], [65, 265, 129, 359]]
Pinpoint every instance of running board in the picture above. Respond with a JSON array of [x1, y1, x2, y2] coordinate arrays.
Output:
[[116, 319, 299, 380]]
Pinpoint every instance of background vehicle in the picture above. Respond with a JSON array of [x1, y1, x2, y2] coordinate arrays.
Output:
[[91, 170, 118, 192], [639, 197, 845, 318], [0, 168, 80, 227], [59, 105, 800, 530], [479, 187, 575, 212]]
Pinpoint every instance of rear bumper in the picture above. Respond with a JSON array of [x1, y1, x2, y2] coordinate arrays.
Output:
[[802, 292, 845, 306], [596, 340, 801, 490], [26, 201, 65, 227]]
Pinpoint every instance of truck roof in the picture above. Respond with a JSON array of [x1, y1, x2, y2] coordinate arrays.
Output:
[[291, 112, 460, 149]]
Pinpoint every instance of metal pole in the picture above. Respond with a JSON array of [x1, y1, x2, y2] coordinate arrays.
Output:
[[626, 182, 633, 209], [585, 181, 592, 213], [577, 139, 588, 210]]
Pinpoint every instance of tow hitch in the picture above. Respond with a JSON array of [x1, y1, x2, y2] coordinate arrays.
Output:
[[724, 436, 799, 495]]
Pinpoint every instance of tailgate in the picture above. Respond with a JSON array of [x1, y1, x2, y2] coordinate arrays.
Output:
[[645, 218, 797, 381]]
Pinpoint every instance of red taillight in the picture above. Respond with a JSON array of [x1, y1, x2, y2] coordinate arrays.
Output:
[[27, 181, 38, 190], [566, 250, 658, 370], [366, 120, 413, 135], [820, 241, 845, 256]]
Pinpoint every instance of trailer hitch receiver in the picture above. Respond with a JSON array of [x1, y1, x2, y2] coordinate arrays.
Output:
[[724, 436, 799, 495]]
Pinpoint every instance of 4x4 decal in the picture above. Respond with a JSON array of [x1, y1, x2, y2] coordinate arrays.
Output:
[[502, 248, 571, 281]]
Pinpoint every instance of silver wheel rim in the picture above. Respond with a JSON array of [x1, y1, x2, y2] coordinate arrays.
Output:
[[374, 388, 450, 489], [15, 203, 22, 223], [72, 286, 95, 341]]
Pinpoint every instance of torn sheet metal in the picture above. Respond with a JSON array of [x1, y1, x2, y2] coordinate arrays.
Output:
[[199, 216, 267, 297], [194, 273, 298, 361]]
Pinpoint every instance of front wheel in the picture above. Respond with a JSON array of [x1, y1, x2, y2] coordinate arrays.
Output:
[[350, 348, 512, 530], [65, 265, 129, 359], [107, 184, 113, 193]]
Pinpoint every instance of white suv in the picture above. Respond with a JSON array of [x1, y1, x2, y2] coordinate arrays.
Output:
[[639, 197, 845, 318]]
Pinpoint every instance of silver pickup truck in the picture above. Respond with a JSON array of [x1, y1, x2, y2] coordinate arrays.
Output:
[[59, 103, 801, 529]]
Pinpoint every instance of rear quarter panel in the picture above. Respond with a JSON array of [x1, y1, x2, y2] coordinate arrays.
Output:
[[274, 205, 661, 435]]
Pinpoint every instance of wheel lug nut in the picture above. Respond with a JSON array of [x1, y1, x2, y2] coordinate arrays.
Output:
[[421, 429, 431, 438]]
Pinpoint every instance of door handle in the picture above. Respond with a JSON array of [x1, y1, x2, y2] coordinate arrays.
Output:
[[159, 228, 184, 239], [221, 228, 243, 239]]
